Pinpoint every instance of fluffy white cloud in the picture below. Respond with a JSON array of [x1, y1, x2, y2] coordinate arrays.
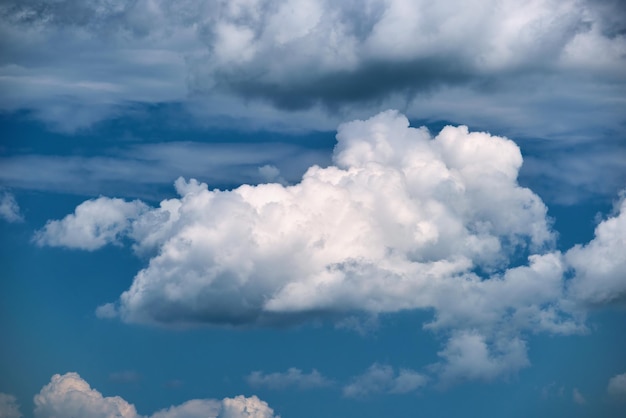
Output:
[[104, 111, 557, 329], [33, 197, 148, 250], [607, 372, 626, 399], [247, 368, 332, 390], [343, 364, 427, 397], [0, 393, 22, 418], [34, 373, 278, 418], [34, 372, 139, 418], [38, 110, 625, 382], [0, 191, 23, 223], [565, 195, 626, 305], [218, 396, 278, 418]]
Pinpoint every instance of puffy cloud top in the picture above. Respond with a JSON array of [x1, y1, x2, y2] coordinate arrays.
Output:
[[34, 372, 139, 418], [34, 373, 278, 418]]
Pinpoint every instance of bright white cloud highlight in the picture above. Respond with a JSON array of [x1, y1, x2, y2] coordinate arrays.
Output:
[[607, 372, 626, 399], [0, 191, 23, 223], [343, 364, 427, 397], [0, 393, 22, 418], [36, 110, 626, 382], [247, 368, 332, 390], [34, 373, 279, 418]]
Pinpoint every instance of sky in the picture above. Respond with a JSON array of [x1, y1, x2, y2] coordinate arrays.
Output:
[[0, 0, 625, 417]]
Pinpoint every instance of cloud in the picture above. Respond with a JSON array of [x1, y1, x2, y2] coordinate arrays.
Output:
[[608, 372, 626, 399], [0, 142, 329, 198], [0, 191, 23, 223], [34, 372, 279, 418], [572, 388, 587, 405], [37, 110, 625, 383], [109, 370, 141, 383], [247, 368, 332, 390], [0, 0, 623, 139], [34, 372, 139, 418], [343, 364, 427, 398], [0, 393, 22, 418], [565, 194, 626, 305], [434, 331, 530, 385], [33, 197, 148, 251]]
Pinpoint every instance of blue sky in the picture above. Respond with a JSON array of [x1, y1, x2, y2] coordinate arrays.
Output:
[[1, 1, 625, 417]]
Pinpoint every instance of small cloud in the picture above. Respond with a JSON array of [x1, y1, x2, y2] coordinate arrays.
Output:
[[259, 164, 286, 184], [572, 388, 586, 405], [109, 370, 141, 383], [0, 393, 22, 418], [246, 368, 332, 390], [607, 372, 626, 399], [540, 382, 565, 399], [343, 364, 427, 398], [33, 197, 147, 251], [95, 303, 119, 319], [335, 315, 379, 336], [164, 379, 184, 389], [0, 191, 23, 223]]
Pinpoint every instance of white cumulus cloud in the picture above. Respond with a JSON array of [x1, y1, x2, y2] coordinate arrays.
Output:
[[343, 364, 427, 397], [34, 372, 139, 418], [36, 110, 626, 383], [565, 195, 626, 305], [34, 197, 148, 251], [34, 372, 279, 418]]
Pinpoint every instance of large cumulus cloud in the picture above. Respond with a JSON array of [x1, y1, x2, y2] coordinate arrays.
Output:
[[37, 110, 619, 381], [34, 372, 278, 418]]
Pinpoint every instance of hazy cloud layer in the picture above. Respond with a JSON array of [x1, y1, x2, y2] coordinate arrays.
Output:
[[247, 368, 332, 390], [343, 364, 427, 397], [0, 0, 624, 138], [36, 111, 626, 382], [34, 372, 279, 418], [0, 142, 329, 199], [0, 393, 22, 418]]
